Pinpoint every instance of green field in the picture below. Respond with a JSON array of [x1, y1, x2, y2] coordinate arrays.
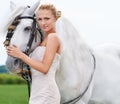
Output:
[[0, 85, 28, 104]]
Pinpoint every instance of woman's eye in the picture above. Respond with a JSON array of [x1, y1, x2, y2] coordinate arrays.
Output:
[[24, 26, 31, 31], [37, 17, 50, 21], [37, 18, 41, 21], [45, 17, 50, 20]]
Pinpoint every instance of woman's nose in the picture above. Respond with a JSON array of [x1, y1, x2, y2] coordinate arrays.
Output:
[[40, 20, 46, 25]]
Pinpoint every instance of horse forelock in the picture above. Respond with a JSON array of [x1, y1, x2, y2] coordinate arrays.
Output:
[[0, 6, 27, 36]]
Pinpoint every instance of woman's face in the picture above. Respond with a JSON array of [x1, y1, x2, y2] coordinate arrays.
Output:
[[37, 9, 56, 34]]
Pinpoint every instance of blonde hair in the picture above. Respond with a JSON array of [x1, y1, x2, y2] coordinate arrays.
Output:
[[38, 3, 61, 19]]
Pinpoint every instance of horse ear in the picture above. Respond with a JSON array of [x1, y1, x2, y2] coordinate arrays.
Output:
[[23, 0, 40, 16], [10, 1, 16, 11]]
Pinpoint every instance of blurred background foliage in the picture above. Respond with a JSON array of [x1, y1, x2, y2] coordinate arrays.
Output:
[[0, 65, 26, 84]]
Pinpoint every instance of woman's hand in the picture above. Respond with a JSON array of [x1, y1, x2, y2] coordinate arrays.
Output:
[[6, 45, 24, 59]]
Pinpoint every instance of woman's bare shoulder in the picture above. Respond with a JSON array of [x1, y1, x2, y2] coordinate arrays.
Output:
[[47, 33, 60, 42]]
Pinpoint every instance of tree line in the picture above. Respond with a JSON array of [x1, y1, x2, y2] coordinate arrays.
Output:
[[0, 65, 9, 73]]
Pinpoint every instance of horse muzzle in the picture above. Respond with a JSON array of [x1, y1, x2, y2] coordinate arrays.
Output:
[[6, 56, 23, 74]]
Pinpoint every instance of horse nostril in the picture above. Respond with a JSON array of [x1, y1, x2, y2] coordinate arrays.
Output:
[[14, 59, 19, 66], [13, 59, 23, 74]]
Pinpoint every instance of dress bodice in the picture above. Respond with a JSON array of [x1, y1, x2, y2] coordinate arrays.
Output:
[[29, 46, 61, 104], [30, 46, 60, 79]]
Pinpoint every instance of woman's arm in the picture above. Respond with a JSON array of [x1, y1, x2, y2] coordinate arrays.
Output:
[[7, 34, 60, 74]]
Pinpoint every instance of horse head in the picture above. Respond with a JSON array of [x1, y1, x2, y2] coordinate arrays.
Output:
[[4, 1, 44, 74]]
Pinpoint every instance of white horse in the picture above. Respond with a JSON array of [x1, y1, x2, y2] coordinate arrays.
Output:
[[2, 1, 94, 104], [2, 1, 120, 104], [89, 43, 120, 104]]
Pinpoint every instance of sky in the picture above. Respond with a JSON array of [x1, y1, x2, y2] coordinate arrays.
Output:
[[0, 0, 120, 65]]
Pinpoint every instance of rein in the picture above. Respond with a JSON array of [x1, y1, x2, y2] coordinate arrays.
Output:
[[63, 52, 96, 104], [3, 15, 44, 99]]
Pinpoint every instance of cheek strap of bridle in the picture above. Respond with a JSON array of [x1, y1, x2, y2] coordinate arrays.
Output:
[[24, 18, 37, 55]]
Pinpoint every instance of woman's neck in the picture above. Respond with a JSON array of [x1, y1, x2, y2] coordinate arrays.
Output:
[[45, 28, 56, 35]]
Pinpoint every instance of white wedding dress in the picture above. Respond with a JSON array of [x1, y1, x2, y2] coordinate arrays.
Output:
[[29, 46, 61, 104]]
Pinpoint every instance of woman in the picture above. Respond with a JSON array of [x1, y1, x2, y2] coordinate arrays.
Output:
[[7, 3, 62, 104]]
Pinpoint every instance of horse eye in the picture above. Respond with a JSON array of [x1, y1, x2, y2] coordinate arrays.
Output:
[[24, 26, 32, 31]]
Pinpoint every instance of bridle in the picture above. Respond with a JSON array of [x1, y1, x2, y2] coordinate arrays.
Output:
[[3, 14, 44, 98], [3, 15, 44, 48]]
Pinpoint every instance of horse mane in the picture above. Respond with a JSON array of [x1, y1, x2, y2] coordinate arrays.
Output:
[[56, 17, 90, 49], [0, 5, 27, 36]]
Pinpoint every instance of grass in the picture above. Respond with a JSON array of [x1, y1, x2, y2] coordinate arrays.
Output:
[[0, 84, 28, 104]]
